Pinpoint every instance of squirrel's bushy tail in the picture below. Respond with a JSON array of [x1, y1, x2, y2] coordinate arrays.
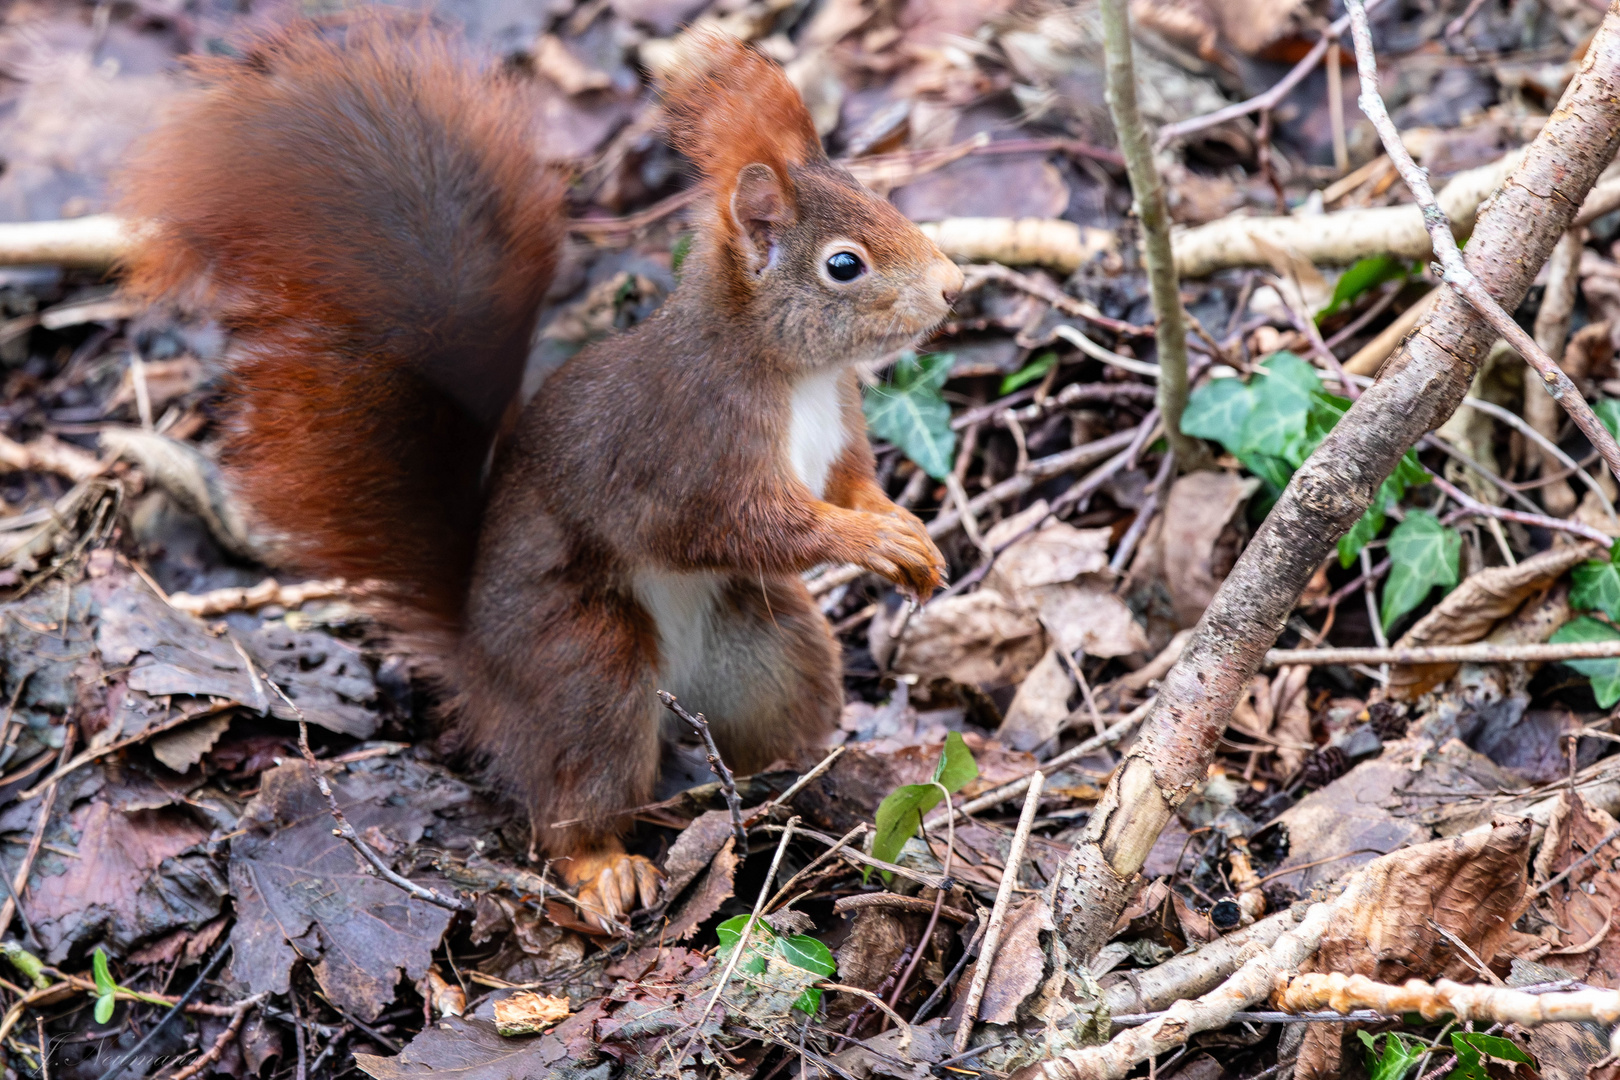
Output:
[[120, 16, 564, 632]]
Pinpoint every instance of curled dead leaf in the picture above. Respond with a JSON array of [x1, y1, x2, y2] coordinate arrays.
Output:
[[493, 992, 571, 1036]]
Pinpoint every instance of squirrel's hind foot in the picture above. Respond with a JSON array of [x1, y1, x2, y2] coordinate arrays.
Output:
[[557, 842, 663, 934]]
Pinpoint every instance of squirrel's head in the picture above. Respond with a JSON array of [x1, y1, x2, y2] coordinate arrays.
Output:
[[662, 32, 962, 368]]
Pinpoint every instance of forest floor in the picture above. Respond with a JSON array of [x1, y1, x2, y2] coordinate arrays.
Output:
[[0, 0, 1617, 1078]]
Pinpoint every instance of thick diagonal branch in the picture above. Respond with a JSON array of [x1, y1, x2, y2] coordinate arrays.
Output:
[[1045, 0, 1620, 966]]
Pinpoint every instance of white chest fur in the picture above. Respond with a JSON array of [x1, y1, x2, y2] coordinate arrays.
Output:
[[787, 368, 850, 499], [633, 569, 721, 689]]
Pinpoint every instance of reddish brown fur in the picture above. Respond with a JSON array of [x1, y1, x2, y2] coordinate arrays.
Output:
[[118, 22, 960, 886], [119, 16, 565, 634]]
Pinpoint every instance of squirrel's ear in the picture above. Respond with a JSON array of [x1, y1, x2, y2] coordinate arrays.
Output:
[[729, 162, 795, 275]]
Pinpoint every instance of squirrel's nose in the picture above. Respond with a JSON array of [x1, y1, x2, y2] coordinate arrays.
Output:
[[931, 259, 965, 308]]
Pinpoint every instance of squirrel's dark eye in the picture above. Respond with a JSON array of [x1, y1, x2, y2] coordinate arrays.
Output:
[[825, 251, 865, 282]]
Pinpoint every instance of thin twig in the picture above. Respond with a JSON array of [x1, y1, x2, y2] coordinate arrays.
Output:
[[680, 816, 799, 1064], [267, 675, 469, 914], [0, 724, 74, 936], [1430, 472, 1614, 545], [1535, 825, 1620, 896], [955, 772, 1044, 1054], [760, 824, 951, 890], [767, 822, 868, 912], [832, 893, 974, 923], [170, 993, 267, 1080], [1263, 640, 1620, 668], [748, 745, 845, 824], [1111, 451, 1174, 574], [964, 263, 1153, 338], [659, 691, 746, 857], [1345, 0, 1620, 483], [913, 915, 987, 1025]]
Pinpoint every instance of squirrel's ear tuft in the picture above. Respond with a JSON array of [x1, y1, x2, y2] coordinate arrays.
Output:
[[661, 30, 823, 208]]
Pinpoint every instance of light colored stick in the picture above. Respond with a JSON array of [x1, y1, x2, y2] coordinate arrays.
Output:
[[955, 771, 1044, 1054], [1275, 971, 1620, 1028], [1263, 639, 1620, 668]]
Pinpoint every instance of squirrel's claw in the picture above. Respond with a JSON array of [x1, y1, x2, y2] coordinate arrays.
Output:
[[561, 846, 664, 934]]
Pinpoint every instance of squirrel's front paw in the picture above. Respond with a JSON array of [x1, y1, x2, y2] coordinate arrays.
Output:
[[861, 516, 947, 600], [558, 843, 663, 934]]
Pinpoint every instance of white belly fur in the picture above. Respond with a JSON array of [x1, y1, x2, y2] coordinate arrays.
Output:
[[633, 569, 722, 692], [787, 367, 849, 499]]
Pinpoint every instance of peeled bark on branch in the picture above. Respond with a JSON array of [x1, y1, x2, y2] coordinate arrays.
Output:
[[1045, 0, 1620, 968]]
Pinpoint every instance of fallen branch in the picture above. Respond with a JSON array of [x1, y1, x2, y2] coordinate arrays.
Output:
[[170, 993, 268, 1080], [832, 893, 974, 923], [916, 219, 1114, 274], [1100, 0, 1199, 466], [1263, 639, 1620, 668], [0, 215, 134, 268], [1044, 2, 1620, 968], [0, 433, 104, 483], [1172, 152, 1522, 278], [1273, 971, 1620, 1028], [1347, 0, 1620, 482], [166, 577, 347, 617], [1014, 878, 1357, 1079]]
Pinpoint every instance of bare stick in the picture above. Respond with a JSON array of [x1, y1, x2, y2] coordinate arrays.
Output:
[[955, 772, 1044, 1054], [832, 893, 974, 923], [1110, 451, 1174, 574], [0, 725, 74, 937], [659, 691, 747, 857], [1534, 825, 1620, 896], [1430, 472, 1615, 545], [1100, 0, 1200, 467], [170, 994, 267, 1080], [766, 821, 868, 912], [1345, 0, 1620, 482], [889, 782, 957, 1010], [1263, 639, 1620, 668], [1275, 971, 1620, 1027], [264, 675, 469, 914], [680, 816, 799, 1062]]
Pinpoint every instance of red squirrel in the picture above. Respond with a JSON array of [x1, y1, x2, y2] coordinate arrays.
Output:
[[118, 16, 959, 928]]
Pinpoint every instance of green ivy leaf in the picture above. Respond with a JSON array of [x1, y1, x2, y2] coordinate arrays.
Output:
[[779, 933, 837, 1012], [1551, 615, 1620, 707], [1321, 254, 1408, 321], [1182, 377, 1255, 455], [864, 353, 958, 480], [1597, 398, 1620, 440], [715, 915, 773, 975], [1000, 353, 1057, 395], [932, 731, 979, 791], [870, 734, 979, 878], [1573, 558, 1620, 621], [1451, 1029, 1522, 1075], [1356, 1030, 1424, 1080], [1381, 511, 1461, 631]]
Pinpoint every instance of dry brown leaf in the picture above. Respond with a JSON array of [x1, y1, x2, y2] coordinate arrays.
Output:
[[1534, 792, 1620, 987], [1034, 578, 1151, 659], [662, 836, 738, 942], [149, 714, 232, 772], [1386, 542, 1599, 698], [1158, 471, 1258, 628], [1271, 664, 1312, 777], [977, 896, 1055, 1024], [984, 507, 1111, 593], [493, 992, 572, 1036], [893, 589, 1045, 689], [999, 647, 1075, 752], [1290, 819, 1533, 1079]]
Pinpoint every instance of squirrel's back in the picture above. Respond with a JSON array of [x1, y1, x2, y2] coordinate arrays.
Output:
[[120, 16, 565, 631]]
